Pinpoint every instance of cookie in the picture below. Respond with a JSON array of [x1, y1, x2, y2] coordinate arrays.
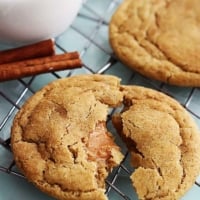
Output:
[[11, 74, 200, 200], [11, 74, 124, 200], [109, 0, 200, 86], [112, 85, 200, 199]]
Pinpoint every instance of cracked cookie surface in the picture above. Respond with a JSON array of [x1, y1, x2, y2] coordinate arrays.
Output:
[[112, 85, 200, 199], [11, 74, 124, 200], [109, 0, 200, 86], [11, 74, 200, 200]]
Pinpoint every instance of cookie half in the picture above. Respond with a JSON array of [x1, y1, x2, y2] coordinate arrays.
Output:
[[113, 85, 200, 199], [11, 74, 124, 200], [109, 0, 200, 86]]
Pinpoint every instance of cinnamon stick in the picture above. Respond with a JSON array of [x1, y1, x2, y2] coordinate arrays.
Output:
[[0, 52, 82, 81], [0, 39, 55, 64]]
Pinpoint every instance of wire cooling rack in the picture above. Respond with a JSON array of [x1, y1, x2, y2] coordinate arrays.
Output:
[[0, 0, 200, 199]]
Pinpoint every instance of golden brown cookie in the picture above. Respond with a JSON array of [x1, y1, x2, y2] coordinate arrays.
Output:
[[11, 74, 200, 200], [112, 85, 200, 199], [109, 0, 200, 86], [11, 74, 124, 200]]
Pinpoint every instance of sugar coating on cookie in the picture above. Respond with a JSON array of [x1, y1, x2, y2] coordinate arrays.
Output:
[[109, 0, 200, 86], [112, 86, 200, 199], [11, 74, 124, 200]]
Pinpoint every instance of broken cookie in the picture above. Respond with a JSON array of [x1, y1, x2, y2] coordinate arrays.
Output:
[[11, 74, 200, 200], [113, 85, 200, 199], [11, 74, 124, 200]]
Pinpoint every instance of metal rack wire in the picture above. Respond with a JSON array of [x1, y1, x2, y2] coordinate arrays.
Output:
[[0, 0, 200, 199]]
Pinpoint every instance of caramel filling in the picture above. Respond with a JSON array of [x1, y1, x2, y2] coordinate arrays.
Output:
[[87, 122, 118, 164]]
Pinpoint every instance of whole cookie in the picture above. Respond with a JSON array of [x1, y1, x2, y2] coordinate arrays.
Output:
[[11, 74, 124, 200], [109, 0, 200, 86], [112, 85, 200, 199]]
